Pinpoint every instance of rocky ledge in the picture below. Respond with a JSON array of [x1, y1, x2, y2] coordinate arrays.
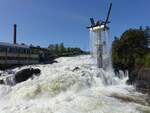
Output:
[[135, 68, 150, 94], [127, 68, 150, 94]]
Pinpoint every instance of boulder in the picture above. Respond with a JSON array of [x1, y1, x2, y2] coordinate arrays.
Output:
[[15, 68, 41, 83]]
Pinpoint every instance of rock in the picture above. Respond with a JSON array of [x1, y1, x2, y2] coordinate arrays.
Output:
[[126, 68, 140, 85], [136, 80, 150, 89], [51, 60, 58, 64], [15, 68, 41, 83], [72, 67, 80, 72], [132, 68, 150, 93], [137, 69, 150, 81], [135, 80, 150, 94], [0, 79, 4, 84]]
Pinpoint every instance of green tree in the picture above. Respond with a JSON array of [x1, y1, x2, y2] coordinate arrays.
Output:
[[48, 44, 55, 54], [111, 29, 149, 72], [48, 43, 85, 55], [59, 43, 65, 54], [55, 44, 59, 54]]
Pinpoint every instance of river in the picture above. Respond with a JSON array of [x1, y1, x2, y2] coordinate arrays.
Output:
[[0, 55, 149, 113]]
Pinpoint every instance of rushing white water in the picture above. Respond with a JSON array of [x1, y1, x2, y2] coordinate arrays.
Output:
[[0, 55, 149, 113], [89, 30, 98, 58], [89, 28, 112, 69]]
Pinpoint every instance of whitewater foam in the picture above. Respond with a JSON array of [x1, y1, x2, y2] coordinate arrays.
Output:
[[0, 55, 149, 113]]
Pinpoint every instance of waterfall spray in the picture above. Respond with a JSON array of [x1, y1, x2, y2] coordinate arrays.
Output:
[[89, 27, 107, 68], [87, 3, 112, 69]]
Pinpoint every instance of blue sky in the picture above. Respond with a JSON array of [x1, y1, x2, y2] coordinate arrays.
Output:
[[0, 0, 149, 50]]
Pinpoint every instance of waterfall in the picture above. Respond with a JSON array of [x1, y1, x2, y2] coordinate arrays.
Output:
[[89, 29, 112, 69], [89, 30, 98, 58], [0, 55, 148, 113], [0, 28, 146, 113]]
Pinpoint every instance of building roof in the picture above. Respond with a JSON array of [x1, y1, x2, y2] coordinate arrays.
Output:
[[0, 42, 29, 48]]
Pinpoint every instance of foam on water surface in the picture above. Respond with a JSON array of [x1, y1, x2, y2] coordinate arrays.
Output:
[[0, 55, 149, 113]]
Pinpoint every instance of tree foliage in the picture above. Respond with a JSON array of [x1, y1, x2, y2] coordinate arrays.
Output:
[[48, 43, 84, 55], [111, 28, 150, 72]]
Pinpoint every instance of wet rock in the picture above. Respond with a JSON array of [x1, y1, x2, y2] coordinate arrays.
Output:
[[135, 80, 150, 93], [72, 67, 80, 72], [136, 69, 150, 91], [0, 79, 4, 84], [126, 68, 139, 85], [129, 68, 150, 93], [52, 60, 58, 64], [15, 68, 41, 83], [137, 69, 150, 81]]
